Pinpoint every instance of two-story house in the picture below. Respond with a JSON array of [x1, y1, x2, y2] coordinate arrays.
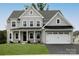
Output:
[[7, 6, 73, 44]]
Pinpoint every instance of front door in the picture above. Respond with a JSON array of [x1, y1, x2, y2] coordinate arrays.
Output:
[[23, 32, 26, 41]]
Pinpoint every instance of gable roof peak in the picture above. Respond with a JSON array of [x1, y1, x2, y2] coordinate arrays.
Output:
[[7, 9, 61, 21]]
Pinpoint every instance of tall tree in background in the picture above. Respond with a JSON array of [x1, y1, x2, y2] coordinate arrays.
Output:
[[32, 3, 38, 10], [25, 3, 48, 11], [32, 3, 47, 11]]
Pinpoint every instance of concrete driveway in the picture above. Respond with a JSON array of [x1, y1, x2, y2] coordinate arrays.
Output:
[[46, 44, 79, 54]]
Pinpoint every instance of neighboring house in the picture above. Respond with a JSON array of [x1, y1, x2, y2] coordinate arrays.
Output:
[[73, 31, 79, 44], [7, 6, 73, 44]]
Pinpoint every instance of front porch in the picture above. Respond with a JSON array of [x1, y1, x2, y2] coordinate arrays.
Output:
[[9, 30, 42, 43]]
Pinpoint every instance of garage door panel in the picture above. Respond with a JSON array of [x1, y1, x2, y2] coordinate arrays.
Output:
[[46, 32, 71, 44]]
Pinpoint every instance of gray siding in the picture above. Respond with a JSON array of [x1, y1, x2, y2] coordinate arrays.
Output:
[[47, 13, 71, 26]]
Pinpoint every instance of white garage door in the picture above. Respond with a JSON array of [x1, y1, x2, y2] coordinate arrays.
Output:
[[46, 32, 71, 44]]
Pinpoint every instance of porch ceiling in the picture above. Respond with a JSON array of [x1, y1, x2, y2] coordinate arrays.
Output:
[[11, 27, 42, 31]]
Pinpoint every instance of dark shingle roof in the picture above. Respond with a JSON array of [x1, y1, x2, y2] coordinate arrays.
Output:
[[39, 10, 59, 24], [8, 10, 24, 18], [8, 10, 59, 25], [45, 26, 73, 29], [39, 10, 59, 20], [8, 10, 58, 19], [73, 31, 79, 36]]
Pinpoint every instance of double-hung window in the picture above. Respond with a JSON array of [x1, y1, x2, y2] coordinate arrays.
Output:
[[30, 21, 33, 26], [37, 21, 40, 26], [12, 22, 16, 27], [23, 21, 26, 26], [30, 33, 33, 39], [16, 33, 18, 39]]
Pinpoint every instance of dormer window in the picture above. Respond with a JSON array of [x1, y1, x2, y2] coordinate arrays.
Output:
[[12, 22, 16, 27], [57, 19, 60, 24]]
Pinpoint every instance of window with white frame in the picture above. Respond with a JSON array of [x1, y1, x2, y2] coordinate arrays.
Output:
[[23, 21, 26, 26], [30, 33, 33, 39], [16, 33, 18, 39], [37, 21, 40, 26], [30, 21, 33, 26], [37, 33, 40, 39], [12, 22, 16, 27]]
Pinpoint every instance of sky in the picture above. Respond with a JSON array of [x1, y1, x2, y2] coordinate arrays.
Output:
[[0, 3, 79, 31]]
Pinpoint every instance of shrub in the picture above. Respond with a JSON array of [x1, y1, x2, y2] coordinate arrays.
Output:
[[38, 40, 40, 43], [10, 41, 13, 43], [28, 40, 30, 43], [18, 41, 21, 43]]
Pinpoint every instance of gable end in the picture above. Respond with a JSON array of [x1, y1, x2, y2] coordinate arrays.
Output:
[[43, 11, 73, 28]]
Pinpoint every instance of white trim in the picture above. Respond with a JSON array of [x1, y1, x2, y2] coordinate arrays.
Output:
[[42, 12, 59, 28], [18, 31, 20, 41], [27, 30, 28, 41], [32, 6, 44, 18], [12, 29, 42, 32], [11, 31, 13, 41], [34, 31, 36, 42], [11, 20, 17, 28], [18, 7, 30, 18], [19, 6, 44, 18], [19, 16, 42, 18], [21, 16, 40, 18]]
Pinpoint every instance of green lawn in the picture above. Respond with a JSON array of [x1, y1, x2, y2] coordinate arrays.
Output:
[[0, 43, 48, 55]]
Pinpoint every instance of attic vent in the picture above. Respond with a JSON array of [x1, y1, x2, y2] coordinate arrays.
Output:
[[57, 19, 60, 24], [30, 11, 32, 14]]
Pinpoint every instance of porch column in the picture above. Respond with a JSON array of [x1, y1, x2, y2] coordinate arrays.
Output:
[[34, 31, 36, 42], [19, 31, 20, 41], [27, 31, 28, 41], [11, 31, 13, 41]]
